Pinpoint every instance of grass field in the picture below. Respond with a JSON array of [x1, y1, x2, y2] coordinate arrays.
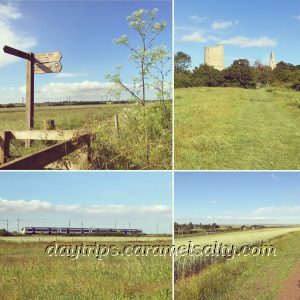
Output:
[[175, 228, 300, 299], [0, 238, 172, 299], [175, 87, 300, 169], [0, 104, 127, 131]]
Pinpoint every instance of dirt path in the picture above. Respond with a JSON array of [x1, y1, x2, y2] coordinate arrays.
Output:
[[277, 263, 300, 300]]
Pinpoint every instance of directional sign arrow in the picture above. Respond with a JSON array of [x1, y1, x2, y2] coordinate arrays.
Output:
[[34, 62, 62, 74], [35, 51, 62, 63]]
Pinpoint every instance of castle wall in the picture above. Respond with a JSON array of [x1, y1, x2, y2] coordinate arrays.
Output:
[[204, 45, 224, 71]]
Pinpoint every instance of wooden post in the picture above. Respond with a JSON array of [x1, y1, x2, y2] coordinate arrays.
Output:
[[114, 114, 119, 137], [0, 131, 10, 164], [25, 53, 34, 147]]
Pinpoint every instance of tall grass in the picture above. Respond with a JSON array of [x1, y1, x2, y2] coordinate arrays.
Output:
[[0, 239, 172, 299], [89, 101, 172, 170], [175, 231, 300, 299], [174, 227, 300, 281], [175, 87, 300, 170]]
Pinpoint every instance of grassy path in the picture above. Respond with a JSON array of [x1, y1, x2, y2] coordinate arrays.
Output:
[[175, 87, 300, 169], [175, 231, 300, 299]]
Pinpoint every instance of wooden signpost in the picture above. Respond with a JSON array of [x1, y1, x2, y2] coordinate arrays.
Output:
[[2, 46, 62, 144]]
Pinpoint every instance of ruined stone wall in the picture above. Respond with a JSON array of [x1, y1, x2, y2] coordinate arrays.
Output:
[[204, 45, 224, 71]]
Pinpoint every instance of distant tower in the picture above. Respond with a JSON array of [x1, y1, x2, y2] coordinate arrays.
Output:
[[204, 45, 224, 71], [269, 51, 276, 70]]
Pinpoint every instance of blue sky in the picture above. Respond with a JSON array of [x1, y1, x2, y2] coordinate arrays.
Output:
[[175, 0, 300, 69], [175, 172, 300, 225], [0, 172, 172, 233], [0, 0, 172, 103]]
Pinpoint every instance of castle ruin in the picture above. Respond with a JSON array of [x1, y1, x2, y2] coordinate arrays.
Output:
[[269, 51, 276, 70], [204, 45, 224, 71], [204, 45, 277, 71]]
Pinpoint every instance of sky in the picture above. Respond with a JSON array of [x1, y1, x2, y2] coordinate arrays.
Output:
[[175, 0, 300, 69], [0, 171, 172, 233], [175, 172, 300, 225], [0, 0, 172, 103]]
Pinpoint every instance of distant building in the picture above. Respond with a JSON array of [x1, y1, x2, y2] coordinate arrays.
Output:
[[269, 51, 276, 70], [204, 45, 224, 71]]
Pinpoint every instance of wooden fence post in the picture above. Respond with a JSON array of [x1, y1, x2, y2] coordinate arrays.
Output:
[[25, 52, 34, 148], [0, 131, 10, 164], [114, 114, 119, 137]]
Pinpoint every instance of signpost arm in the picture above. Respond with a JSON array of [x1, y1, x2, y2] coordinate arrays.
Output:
[[25, 53, 34, 147]]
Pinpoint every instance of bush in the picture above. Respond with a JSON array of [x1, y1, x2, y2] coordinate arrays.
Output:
[[0, 229, 12, 236], [89, 101, 172, 169], [191, 65, 224, 87], [291, 81, 300, 91], [174, 72, 192, 88]]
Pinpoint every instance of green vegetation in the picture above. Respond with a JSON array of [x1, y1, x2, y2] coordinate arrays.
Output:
[[175, 87, 300, 170], [0, 101, 172, 169], [175, 230, 300, 299], [0, 239, 172, 299]]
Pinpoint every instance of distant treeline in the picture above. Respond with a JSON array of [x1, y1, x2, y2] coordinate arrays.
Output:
[[0, 100, 164, 108], [175, 51, 300, 90], [0, 100, 132, 108], [174, 222, 266, 236]]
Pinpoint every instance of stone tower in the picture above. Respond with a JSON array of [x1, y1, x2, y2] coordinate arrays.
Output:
[[204, 45, 224, 71], [269, 51, 276, 70]]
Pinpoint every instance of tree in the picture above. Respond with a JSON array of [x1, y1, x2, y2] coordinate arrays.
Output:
[[223, 59, 256, 88], [273, 61, 295, 85], [106, 8, 168, 105], [175, 51, 192, 74], [192, 64, 224, 87], [174, 72, 192, 88]]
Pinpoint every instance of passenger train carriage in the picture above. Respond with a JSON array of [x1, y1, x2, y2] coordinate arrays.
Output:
[[20, 227, 143, 235]]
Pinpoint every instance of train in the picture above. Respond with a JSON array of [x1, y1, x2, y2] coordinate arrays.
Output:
[[20, 227, 143, 235]]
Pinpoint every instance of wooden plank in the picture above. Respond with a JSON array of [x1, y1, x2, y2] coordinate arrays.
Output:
[[3, 45, 31, 60], [10, 130, 81, 141], [0, 134, 91, 170], [34, 62, 62, 74], [35, 51, 62, 63], [0, 131, 11, 164]]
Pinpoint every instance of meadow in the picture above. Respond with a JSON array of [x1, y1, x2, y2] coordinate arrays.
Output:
[[175, 227, 300, 299], [0, 101, 172, 169], [175, 87, 300, 170], [0, 104, 126, 131], [0, 238, 172, 299]]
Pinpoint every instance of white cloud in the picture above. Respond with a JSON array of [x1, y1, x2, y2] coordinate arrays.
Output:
[[294, 15, 300, 20], [180, 32, 218, 43], [0, 198, 171, 216], [190, 15, 207, 23], [221, 36, 277, 48], [209, 200, 222, 204], [253, 205, 300, 217], [212, 20, 238, 30], [55, 72, 87, 78], [17, 80, 115, 101], [0, 3, 22, 20], [0, 3, 37, 67], [1, 80, 161, 103], [271, 174, 279, 182]]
